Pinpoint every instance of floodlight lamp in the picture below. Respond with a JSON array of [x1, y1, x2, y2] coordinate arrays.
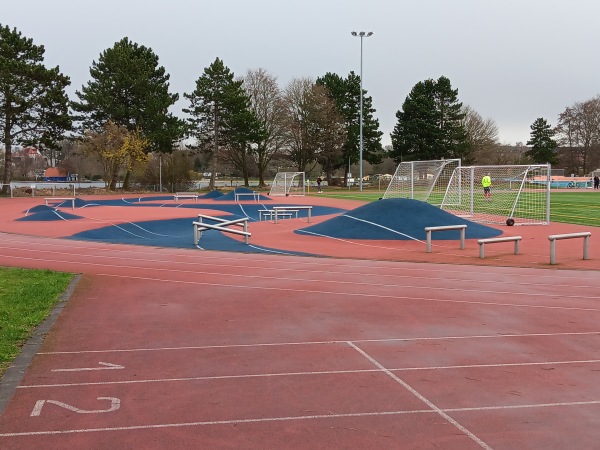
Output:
[[367, 32, 373, 37], [359, 31, 366, 37], [351, 31, 357, 36]]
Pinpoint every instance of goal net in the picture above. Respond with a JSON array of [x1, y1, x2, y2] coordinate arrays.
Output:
[[440, 164, 551, 225], [382, 159, 461, 205], [269, 172, 306, 196]]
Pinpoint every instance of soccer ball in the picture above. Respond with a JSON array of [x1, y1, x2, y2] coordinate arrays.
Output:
[[506, 218, 515, 226]]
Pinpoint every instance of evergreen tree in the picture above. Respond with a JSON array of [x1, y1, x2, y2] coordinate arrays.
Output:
[[317, 71, 383, 185], [72, 37, 185, 188], [0, 25, 71, 193], [184, 58, 264, 188], [390, 76, 468, 163], [527, 118, 558, 166]]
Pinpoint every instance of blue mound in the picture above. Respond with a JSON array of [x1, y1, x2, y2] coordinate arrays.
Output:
[[67, 216, 315, 256], [296, 198, 503, 240], [202, 190, 225, 199], [218, 187, 270, 202], [18, 207, 82, 221]]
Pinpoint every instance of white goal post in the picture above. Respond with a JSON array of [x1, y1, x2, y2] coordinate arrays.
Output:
[[440, 164, 551, 225], [382, 159, 461, 205], [269, 172, 306, 196]]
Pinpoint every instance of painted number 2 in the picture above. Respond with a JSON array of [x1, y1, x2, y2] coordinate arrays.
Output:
[[31, 397, 120, 416]]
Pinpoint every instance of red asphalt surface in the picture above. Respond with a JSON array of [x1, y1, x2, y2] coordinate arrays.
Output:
[[0, 193, 599, 449]]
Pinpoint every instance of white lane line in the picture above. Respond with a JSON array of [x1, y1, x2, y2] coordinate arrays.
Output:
[[89, 273, 600, 312], [0, 247, 600, 292], [347, 341, 492, 450], [51, 362, 124, 372], [38, 330, 600, 355], [3, 400, 600, 437], [2, 236, 599, 285], [5, 247, 599, 293], [18, 358, 600, 389], [3, 251, 598, 301]]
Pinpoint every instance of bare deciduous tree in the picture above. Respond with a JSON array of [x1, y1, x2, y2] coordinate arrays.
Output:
[[282, 78, 345, 174], [555, 97, 600, 174], [243, 68, 288, 187], [461, 105, 500, 164]]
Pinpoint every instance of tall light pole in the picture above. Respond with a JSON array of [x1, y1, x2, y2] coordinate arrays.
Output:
[[351, 31, 373, 192]]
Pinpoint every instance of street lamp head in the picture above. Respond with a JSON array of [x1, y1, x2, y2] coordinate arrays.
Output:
[[351, 31, 374, 38]]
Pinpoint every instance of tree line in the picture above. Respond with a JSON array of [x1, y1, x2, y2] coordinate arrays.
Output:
[[2, 25, 599, 194]]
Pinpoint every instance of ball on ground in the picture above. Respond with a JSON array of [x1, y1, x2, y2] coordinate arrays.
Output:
[[506, 218, 515, 226]]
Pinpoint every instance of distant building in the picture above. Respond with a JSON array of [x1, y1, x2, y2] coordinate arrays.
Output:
[[44, 167, 76, 182], [12, 146, 44, 163]]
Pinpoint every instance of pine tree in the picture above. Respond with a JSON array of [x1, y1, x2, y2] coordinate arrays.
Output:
[[184, 58, 264, 188], [0, 25, 71, 193], [390, 76, 468, 163], [317, 71, 383, 185], [526, 117, 558, 165], [72, 37, 185, 188]]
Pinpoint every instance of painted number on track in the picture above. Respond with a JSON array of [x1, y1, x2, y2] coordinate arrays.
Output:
[[30, 397, 120, 416]]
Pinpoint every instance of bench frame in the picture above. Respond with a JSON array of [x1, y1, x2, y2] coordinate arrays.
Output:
[[193, 214, 250, 245], [424, 225, 466, 253], [259, 209, 297, 221], [548, 232, 591, 265], [44, 197, 75, 210], [174, 192, 198, 202], [477, 236, 522, 259], [272, 206, 312, 224], [235, 192, 260, 203]]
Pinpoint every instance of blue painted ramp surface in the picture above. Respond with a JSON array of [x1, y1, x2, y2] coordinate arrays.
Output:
[[297, 198, 503, 240]]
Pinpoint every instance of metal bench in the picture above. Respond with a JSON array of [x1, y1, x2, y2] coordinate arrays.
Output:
[[44, 197, 75, 210], [272, 206, 312, 224], [193, 214, 251, 245], [258, 209, 297, 221], [548, 232, 592, 265], [174, 192, 198, 201], [424, 225, 467, 253], [477, 236, 522, 259], [235, 192, 260, 203]]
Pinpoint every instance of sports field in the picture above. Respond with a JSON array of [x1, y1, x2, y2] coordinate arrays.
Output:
[[0, 189, 598, 449]]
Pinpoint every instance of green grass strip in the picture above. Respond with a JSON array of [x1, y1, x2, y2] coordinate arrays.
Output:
[[0, 267, 73, 377]]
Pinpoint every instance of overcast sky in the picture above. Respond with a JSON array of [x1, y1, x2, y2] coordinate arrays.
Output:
[[4, 0, 600, 147]]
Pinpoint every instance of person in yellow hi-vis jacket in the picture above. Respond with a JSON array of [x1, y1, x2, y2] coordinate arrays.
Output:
[[482, 173, 492, 201]]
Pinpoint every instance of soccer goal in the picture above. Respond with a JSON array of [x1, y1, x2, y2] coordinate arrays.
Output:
[[440, 164, 551, 225], [269, 172, 306, 196], [382, 159, 461, 205]]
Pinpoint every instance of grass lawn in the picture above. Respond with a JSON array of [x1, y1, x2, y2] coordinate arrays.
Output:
[[548, 191, 600, 226], [0, 267, 73, 377]]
